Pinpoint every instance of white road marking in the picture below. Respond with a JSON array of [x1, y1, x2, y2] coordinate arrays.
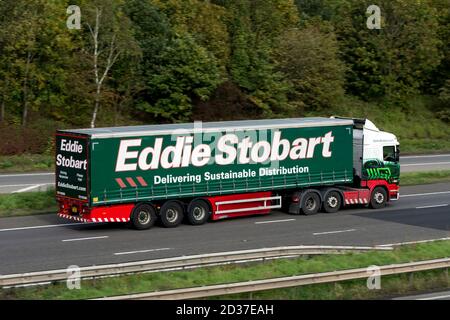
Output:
[[12, 184, 45, 193], [402, 161, 450, 167], [114, 248, 172, 255], [419, 294, 450, 300], [0, 172, 54, 178], [401, 154, 450, 159], [0, 222, 96, 232], [402, 191, 450, 197], [378, 237, 450, 247], [416, 204, 448, 209], [255, 218, 296, 225], [313, 229, 356, 236], [62, 236, 109, 242], [0, 184, 44, 188]]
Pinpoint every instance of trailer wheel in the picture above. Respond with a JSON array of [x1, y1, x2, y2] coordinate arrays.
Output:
[[187, 200, 210, 225], [160, 201, 184, 228], [131, 203, 157, 230], [301, 192, 321, 215], [370, 187, 387, 209], [323, 191, 341, 213]]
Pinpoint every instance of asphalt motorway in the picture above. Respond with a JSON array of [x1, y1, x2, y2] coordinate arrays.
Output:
[[1, 154, 450, 194], [393, 290, 450, 300], [0, 172, 54, 194], [0, 182, 449, 275]]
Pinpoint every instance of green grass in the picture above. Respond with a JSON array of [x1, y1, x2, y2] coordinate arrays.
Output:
[[0, 189, 56, 217], [213, 269, 450, 300], [312, 95, 450, 154], [400, 170, 450, 186], [0, 154, 53, 173], [2, 240, 450, 300]]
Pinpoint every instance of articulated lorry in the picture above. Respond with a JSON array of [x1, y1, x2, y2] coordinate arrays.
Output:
[[55, 117, 400, 229]]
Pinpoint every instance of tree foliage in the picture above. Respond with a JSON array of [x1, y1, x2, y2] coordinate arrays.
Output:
[[334, 0, 442, 101], [0, 0, 448, 132], [276, 21, 346, 111]]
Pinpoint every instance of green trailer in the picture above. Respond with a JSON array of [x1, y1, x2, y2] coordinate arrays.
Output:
[[55, 117, 400, 229]]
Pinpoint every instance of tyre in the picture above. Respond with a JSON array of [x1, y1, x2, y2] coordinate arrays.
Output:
[[160, 201, 184, 228], [130, 203, 157, 230], [187, 199, 210, 225], [370, 187, 387, 209], [323, 191, 341, 213], [301, 191, 321, 215]]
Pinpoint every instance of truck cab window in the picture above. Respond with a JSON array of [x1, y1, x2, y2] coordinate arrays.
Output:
[[383, 146, 396, 162]]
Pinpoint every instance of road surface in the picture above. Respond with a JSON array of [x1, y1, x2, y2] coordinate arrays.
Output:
[[0, 172, 54, 194], [401, 154, 450, 172], [1, 154, 449, 194], [393, 290, 450, 300], [0, 182, 449, 275]]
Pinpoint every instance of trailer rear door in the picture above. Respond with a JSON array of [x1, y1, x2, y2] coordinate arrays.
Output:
[[55, 133, 89, 202]]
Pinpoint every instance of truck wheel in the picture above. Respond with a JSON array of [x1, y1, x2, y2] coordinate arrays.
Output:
[[160, 201, 184, 228], [301, 192, 321, 215], [131, 203, 157, 230], [370, 187, 387, 209], [323, 191, 341, 213], [187, 200, 210, 225]]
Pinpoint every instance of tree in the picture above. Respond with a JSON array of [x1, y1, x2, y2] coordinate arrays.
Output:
[[125, 0, 222, 122], [139, 32, 222, 122], [334, 0, 442, 102], [224, 0, 299, 114], [425, 0, 450, 94], [80, 0, 138, 128], [294, 0, 340, 21], [0, 0, 74, 126], [152, 0, 231, 70], [276, 21, 346, 111]]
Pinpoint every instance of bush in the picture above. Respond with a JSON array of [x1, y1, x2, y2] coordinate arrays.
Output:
[[276, 21, 346, 111], [0, 117, 59, 155]]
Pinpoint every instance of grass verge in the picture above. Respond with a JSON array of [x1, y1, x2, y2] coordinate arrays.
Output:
[[0, 189, 56, 217], [1, 240, 450, 300], [400, 170, 450, 186], [0, 154, 53, 173], [213, 269, 450, 300]]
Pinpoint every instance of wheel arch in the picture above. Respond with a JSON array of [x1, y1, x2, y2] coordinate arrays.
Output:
[[299, 188, 323, 209], [300, 188, 323, 203], [371, 184, 390, 201], [130, 201, 156, 218]]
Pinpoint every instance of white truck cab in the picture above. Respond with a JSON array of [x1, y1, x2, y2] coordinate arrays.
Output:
[[362, 119, 400, 163]]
